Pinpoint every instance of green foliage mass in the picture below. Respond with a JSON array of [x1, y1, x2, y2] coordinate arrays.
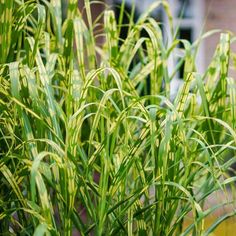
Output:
[[0, 0, 236, 235]]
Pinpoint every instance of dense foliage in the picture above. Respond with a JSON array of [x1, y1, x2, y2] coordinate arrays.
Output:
[[0, 0, 236, 235]]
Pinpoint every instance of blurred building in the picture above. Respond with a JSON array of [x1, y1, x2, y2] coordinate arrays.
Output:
[[87, 0, 236, 73]]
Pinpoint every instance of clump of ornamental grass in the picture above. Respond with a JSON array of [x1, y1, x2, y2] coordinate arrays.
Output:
[[1, 0, 236, 235]]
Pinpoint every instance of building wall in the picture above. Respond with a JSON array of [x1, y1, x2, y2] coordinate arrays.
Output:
[[204, 0, 236, 74]]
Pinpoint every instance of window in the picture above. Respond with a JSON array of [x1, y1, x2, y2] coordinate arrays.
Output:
[[166, 0, 204, 97], [110, 0, 204, 96], [168, 0, 204, 74]]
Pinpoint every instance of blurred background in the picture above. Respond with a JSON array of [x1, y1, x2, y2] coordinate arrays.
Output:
[[74, 0, 236, 97], [73, 0, 236, 73]]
